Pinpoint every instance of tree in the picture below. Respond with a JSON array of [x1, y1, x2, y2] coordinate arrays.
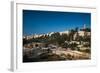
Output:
[[69, 43, 78, 50], [61, 43, 69, 48], [50, 32, 61, 44], [61, 33, 69, 41], [69, 29, 75, 41], [75, 27, 79, 41]]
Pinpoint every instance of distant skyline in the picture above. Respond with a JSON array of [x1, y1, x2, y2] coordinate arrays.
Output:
[[23, 10, 91, 35]]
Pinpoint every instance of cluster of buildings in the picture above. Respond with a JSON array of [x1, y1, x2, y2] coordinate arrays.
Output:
[[23, 24, 91, 40]]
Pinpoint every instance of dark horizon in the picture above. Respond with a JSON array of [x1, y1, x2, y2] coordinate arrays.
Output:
[[23, 10, 91, 36]]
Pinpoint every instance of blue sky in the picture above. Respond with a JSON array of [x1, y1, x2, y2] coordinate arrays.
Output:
[[23, 10, 91, 35]]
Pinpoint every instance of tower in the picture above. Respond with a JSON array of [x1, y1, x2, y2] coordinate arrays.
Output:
[[83, 24, 86, 29]]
